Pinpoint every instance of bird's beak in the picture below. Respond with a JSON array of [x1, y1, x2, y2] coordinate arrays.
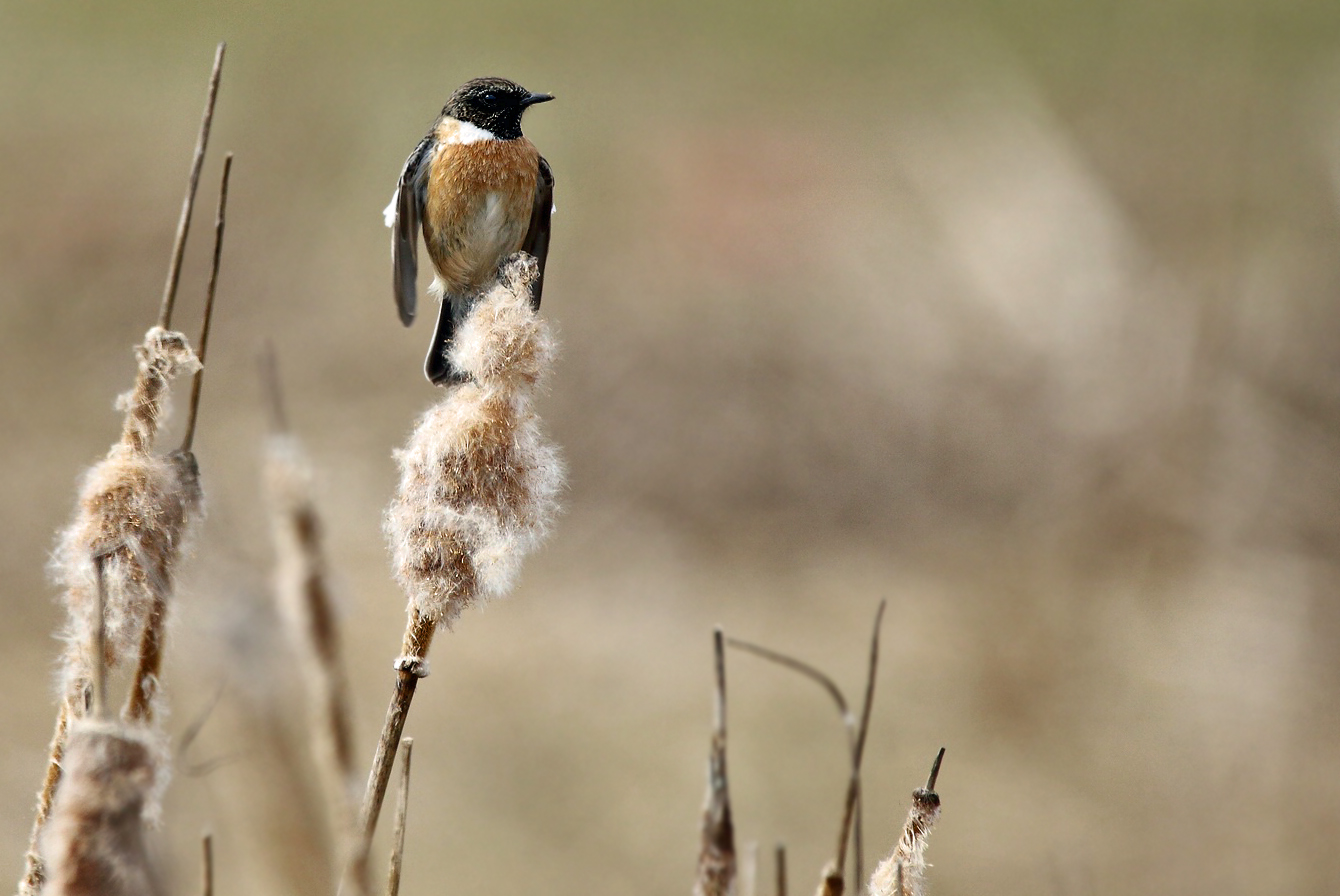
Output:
[[522, 92, 555, 107]]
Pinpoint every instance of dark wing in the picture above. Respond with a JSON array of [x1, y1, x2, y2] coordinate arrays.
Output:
[[520, 156, 554, 310], [392, 134, 434, 327]]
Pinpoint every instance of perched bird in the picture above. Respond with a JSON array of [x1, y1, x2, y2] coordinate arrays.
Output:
[[386, 77, 555, 384]]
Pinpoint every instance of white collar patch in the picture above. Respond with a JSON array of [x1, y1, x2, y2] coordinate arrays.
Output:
[[445, 119, 497, 145]]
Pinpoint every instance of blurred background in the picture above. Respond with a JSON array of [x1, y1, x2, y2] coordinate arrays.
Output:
[[2, 1, 1340, 893]]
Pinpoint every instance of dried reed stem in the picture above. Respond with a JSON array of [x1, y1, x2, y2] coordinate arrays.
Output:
[[868, 750, 945, 896], [694, 628, 736, 896], [776, 844, 787, 896], [182, 153, 233, 453], [833, 601, 885, 882], [350, 613, 434, 886], [158, 41, 225, 331], [385, 738, 414, 896], [263, 358, 364, 894]]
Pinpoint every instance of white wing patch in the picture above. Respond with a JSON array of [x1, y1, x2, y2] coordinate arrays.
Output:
[[383, 188, 398, 228]]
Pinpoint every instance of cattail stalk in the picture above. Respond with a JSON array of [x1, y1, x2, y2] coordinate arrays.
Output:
[[694, 628, 736, 896], [19, 51, 229, 889], [868, 750, 945, 896], [351, 255, 563, 876]]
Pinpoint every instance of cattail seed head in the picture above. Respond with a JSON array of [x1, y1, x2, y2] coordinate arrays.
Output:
[[385, 254, 564, 630], [869, 788, 941, 896], [117, 328, 201, 454], [40, 720, 164, 896], [52, 448, 202, 693]]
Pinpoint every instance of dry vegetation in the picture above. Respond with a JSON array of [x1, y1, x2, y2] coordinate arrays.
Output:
[[11, 49, 950, 896], [5, 4, 1340, 896]]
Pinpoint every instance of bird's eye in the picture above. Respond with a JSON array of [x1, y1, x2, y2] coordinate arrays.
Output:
[[482, 91, 499, 107]]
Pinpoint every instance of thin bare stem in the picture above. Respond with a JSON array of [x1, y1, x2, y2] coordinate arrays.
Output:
[[158, 42, 225, 331], [201, 834, 214, 896], [834, 601, 886, 878], [925, 748, 945, 792], [181, 153, 232, 452], [776, 843, 787, 896], [386, 738, 414, 896], [92, 553, 110, 720], [348, 612, 435, 889]]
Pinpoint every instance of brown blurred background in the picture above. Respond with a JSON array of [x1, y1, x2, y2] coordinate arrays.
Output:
[[3, 1, 1340, 893]]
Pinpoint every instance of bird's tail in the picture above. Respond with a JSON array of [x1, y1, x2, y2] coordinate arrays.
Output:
[[425, 297, 463, 385]]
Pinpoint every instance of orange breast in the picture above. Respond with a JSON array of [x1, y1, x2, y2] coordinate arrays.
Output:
[[422, 122, 541, 296]]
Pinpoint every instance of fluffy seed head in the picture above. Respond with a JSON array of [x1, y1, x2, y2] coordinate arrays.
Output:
[[40, 720, 164, 896], [385, 255, 564, 629], [52, 448, 201, 693], [117, 327, 201, 454]]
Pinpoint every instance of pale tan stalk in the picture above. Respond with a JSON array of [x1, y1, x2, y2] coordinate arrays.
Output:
[[385, 738, 414, 896], [181, 152, 233, 454], [158, 41, 226, 331]]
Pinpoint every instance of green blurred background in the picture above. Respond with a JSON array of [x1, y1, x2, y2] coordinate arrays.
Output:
[[3, 0, 1340, 893]]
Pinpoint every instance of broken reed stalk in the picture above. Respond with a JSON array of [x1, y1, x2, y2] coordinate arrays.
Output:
[[351, 254, 563, 880], [262, 354, 366, 896], [731, 602, 886, 895], [726, 636, 866, 889], [868, 750, 944, 896], [159, 41, 226, 331], [694, 628, 736, 896], [385, 739, 414, 896], [182, 152, 233, 454]]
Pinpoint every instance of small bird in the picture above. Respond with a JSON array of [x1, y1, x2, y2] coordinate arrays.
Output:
[[386, 76, 555, 384]]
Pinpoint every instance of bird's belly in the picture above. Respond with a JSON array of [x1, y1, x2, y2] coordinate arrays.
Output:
[[423, 139, 539, 296], [430, 198, 526, 292]]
